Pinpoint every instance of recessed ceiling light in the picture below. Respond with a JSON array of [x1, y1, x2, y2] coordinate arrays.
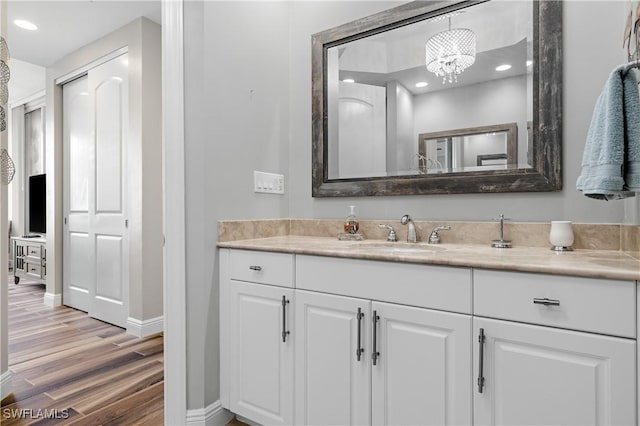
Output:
[[526, 60, 533, 67], [14, 19, 38, 31], [415, 82, 429, 88], [496, 64, 512, 72], [343, 78, 355, 83]]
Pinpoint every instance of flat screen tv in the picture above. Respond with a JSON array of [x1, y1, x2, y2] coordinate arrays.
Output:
[[29, 174, 46, 234]]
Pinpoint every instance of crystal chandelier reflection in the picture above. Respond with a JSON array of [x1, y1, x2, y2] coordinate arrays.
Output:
[[425, 17, 476, 84]]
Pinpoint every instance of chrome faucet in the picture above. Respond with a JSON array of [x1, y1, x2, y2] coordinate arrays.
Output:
[[491, 214, 512, 248], [378, 224, 397, 242], [428, 225, 451, 244], [400, 214, 417, 243]]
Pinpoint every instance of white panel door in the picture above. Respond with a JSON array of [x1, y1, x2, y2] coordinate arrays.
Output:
[[63, 53, 129, 328], [229, 281, 294, 426], [474, 317, 636, 425], [372, 302, 472, 426], [294, 290, 371, 426], [63, 76, 92, 312], [87, 55, 128, 327]]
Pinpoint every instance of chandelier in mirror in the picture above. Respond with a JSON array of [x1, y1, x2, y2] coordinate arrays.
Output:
[[425, 16, 476, 84]]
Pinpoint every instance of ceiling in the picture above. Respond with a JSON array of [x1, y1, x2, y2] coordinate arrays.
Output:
[[7, 1, 161, 67]]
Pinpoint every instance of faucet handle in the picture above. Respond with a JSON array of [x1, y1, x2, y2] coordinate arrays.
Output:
[[491, 214, 511, 222], [428, 225, 451, 244], [379, 224, 397, 242]]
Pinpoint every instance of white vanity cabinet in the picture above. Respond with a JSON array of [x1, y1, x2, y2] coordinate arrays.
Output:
[[293, 288, 472, 426], [220, 250, 295, 426], [371, 301, 471, 426], [295, 255, 473, 426], [294, 290, 372, 425], [473, 270, 637, 425], [220, 248, 638, 426]]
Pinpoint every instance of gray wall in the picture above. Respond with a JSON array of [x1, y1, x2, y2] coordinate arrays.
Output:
[[184, 0, 630, 411], [184, 0, 292, 409], [413, 75, 528, 166], [289, 1, 628, 223]]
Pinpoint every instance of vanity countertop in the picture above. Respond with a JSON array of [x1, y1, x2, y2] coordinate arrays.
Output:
[[218, 236, 640, 281]]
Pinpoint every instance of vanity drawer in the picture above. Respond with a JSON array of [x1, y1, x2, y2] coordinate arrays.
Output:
[[296, 255, 472, 314], [25, 263, 42, 279], [27, 245, 42, 258], [474, 270, 636, 338], [229, 249, 294, 288]]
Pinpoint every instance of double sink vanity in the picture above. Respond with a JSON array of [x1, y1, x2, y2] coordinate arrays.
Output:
[[219, 219, 640, 426]]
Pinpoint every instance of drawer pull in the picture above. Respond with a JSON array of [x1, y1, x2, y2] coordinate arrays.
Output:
[[356, 308, 364, 361], [281, 296, 290, 343], [533, 297, 560, 306], [477, 328, 485, 393], [249, 265, 262, 271], [372, 311, 380, 366]]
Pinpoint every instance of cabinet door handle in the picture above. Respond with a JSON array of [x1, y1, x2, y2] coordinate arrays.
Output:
[[477, 328, 486, 393], [372, 310, 380, 366], [533, 297, 560, 306], [281, 296, 290, 343], [356, 308, 364, 361], [249, 265, 262, 271]]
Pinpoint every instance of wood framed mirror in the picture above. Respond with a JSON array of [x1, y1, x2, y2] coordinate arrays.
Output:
[[311, 0, 562, 197]]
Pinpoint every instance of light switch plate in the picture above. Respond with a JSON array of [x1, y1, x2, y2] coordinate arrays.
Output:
[[254, 171, 284, 194]]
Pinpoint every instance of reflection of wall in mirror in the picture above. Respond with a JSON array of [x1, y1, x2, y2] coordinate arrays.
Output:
[[413, 75, 529, 168], [461, 133, 507, 168], [386, 81, 415, 175], [25, 108, 44, 177]]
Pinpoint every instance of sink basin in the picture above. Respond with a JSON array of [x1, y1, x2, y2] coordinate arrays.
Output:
[[347, 242, 445, 254]]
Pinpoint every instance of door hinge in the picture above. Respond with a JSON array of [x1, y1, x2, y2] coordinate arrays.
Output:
[[125, 219, 128, 228]]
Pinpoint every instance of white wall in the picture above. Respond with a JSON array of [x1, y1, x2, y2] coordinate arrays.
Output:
[[183, 0, 631, 413], [387, 80, 415, 174], [8, 59, 45, 105]]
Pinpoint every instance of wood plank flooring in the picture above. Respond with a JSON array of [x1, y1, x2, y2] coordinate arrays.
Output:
[[1, 281, 164, 425]]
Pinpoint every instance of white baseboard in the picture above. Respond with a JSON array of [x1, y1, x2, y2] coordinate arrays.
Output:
[[186, 400, 234, 426], [126, 316, 164, 338], [43, 292, 62, 307], [0, 370, 12, 401]]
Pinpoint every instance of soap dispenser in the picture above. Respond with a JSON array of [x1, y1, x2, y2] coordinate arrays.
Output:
[[344, 205, 359, 234]]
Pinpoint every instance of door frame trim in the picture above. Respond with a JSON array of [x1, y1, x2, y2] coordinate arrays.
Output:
[[162, 0, 188, 423]]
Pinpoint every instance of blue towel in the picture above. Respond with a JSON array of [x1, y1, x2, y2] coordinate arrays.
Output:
[[576, 64, 640, 200]]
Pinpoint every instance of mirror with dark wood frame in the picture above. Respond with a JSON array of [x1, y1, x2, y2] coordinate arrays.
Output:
[[311, 0, 562, 197]]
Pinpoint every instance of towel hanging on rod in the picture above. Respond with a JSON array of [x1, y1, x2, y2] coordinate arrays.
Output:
[[623, 60, 640, 76]]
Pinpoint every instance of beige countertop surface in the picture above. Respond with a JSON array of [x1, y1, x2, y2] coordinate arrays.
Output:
[[218, 235, 640, 281]]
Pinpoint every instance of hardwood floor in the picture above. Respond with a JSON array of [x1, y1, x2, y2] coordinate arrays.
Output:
[[1, 281, 164, 425]]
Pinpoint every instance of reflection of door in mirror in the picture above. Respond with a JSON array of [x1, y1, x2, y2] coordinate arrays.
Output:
[[335, 82, 386, 179], [327, 45, 387, 180]]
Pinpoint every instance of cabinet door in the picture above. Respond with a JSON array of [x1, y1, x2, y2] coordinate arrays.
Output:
[[229, 281, 294, 426], [474, 318, 636, 425], [372, 302, 472, 426], [295, 290, 371, 425]]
